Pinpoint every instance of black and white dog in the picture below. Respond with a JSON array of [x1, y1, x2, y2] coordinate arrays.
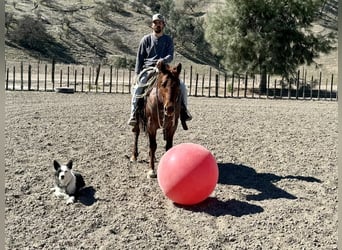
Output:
[[52, 160, 85, 204]]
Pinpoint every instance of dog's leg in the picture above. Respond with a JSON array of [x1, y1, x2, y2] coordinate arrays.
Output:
[[66, 196, 75, 204], [54, 187, 70, 200]]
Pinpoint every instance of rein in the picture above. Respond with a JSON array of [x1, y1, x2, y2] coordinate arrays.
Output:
[[155, 80, 165, 130]]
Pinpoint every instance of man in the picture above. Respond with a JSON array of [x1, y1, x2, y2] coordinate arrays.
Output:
[[127, 13, 192, 130]]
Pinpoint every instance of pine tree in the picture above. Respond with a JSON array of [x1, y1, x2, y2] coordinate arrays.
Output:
[[205, 0, 336, 92]]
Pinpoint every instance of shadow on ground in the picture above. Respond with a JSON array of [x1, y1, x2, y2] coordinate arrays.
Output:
[[175, 163, 321, 217], [218, 163, 321, 201], [175, 197, 264, 217], [78, 186, 97, 206]]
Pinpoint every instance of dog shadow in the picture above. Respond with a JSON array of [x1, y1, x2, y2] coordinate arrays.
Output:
[[175, 197, 264, 217], [78, 186, 97, 206], [218, 163, 321, 201]]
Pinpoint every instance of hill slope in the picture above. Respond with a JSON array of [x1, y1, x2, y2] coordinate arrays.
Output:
[[4, 0, 338, 75]]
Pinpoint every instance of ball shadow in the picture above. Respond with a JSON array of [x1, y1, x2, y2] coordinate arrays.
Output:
[[218, 163, 321, 201], [174, 197, 264, 217]]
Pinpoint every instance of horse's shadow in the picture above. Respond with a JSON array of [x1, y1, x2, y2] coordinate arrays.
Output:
[[218, 163, 321, 201], [78, 186, 97, 206], [175, 163, 321, 217]]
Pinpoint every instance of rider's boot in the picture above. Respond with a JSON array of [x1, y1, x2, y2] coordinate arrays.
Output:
[[128, 98, 138, 126], [180, 103, 192, 130]]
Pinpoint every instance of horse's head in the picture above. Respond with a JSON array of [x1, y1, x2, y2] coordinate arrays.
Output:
[[156, 61, 182, 117]]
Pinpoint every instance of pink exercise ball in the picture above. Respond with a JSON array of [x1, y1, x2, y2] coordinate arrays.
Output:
[[157, 143, 218, 205]]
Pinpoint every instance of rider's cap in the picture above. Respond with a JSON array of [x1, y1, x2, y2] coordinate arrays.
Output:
[[152, 13, 165, 23]]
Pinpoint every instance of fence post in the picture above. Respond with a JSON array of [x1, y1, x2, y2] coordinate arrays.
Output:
[[244, 73, 248, 98], [95, 64, 101, 93], [28, 64, 32, 91], [274, 79, 277, 98], [20, 62, 23, 90], [330, 74, 334, 101], [237, 74, 240, 97], [12, 66, 15, 90], [189, 65, 193, 96], [195, 73, 198, 97], [37, 63, 40, 91], [208, 67, 212, 97], [51, 59, 55, 88], [102, 72, 105, 93], [115, 67, 119, 93], [280, 76, 284, 99], [122, 69, 125, 94], [231, 73, 234, 97], [201, 74, 205, 96], [266, 74, 270, 98], [224, 73, 227, 98], [67, 66, 70, 87], [59, 69, 63, 87], [252, 75, 255, 98], [215, 74, 219, 97], [88, 67, 91, 92], [128, 68, 132, 94], [44, 64, 47, 91], [295, 70, 299, 99], [74, 69, 77, 92], [310, 75, 313, 99], [81, 67, 84, 92], [109, 65, 113, 93], [303, 70, 307, 99], [318, 72, 322, 100], [6, 68, 9, 90], [288, 78, 291, 99]]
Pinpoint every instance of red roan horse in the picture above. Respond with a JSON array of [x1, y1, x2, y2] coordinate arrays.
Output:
[[130, 61, 182, 178]]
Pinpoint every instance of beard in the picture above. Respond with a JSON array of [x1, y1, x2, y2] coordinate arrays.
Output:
[[153, 26, 162, 34]]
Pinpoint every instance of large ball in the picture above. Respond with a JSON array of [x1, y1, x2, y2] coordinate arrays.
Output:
[[157, 143, 218, 205]]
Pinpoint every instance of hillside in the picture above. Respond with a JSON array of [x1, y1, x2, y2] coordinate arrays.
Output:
[[4, 0, 338, 75], [5, 0, 158, 65]]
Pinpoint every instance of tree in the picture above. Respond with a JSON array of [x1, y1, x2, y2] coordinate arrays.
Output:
[[205, 0, 336, 92]]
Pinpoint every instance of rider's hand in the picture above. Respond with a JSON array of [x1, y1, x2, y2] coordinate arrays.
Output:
[[156, 59, 164, 67]]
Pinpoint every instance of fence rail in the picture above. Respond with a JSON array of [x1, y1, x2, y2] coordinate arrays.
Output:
[[4, 61, 338, 101]]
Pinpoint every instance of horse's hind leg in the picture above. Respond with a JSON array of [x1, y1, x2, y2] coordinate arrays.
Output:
[[130, 124, 140, 162], [148, 132, 157, 178]]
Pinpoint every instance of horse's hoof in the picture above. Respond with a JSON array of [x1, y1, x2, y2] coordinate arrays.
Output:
[[147, 170, 157, 178]]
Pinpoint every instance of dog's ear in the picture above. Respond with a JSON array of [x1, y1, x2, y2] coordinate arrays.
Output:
[[66, 160, 73, 170], [53, 160, 60, 170]]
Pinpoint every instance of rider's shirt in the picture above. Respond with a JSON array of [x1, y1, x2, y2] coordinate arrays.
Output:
[[135, 33, 174, 75]]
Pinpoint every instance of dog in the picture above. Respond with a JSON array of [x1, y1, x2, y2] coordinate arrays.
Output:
[[51, 160, 85, 204]]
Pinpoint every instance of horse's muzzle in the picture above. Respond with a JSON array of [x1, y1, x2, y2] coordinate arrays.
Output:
[[164, 104, 175, 116]]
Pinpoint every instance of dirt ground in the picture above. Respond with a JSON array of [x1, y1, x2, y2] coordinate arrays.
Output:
[[5, 91, 337, 249]]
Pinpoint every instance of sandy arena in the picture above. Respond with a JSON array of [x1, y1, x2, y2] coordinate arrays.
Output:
[[5, 91, 337, 249]]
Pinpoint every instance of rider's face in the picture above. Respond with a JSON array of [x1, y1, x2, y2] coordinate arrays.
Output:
[[152, 20, 164, 34]]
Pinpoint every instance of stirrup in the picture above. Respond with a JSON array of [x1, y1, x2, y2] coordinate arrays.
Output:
[[127, 116, 137, 126]]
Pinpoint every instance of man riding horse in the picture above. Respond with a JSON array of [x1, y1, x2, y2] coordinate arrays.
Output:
[[127, 13, 192, 130]]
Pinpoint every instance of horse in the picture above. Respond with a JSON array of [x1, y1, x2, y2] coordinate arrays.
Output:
[[130, 61, 182, 178]]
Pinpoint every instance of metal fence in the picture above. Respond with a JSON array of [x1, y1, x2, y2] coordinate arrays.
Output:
[[5, 61, 338, 101]]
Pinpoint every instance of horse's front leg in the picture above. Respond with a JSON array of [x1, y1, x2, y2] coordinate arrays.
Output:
[[165, 136, 173, 151], [130, 124, 140, 162], [165, 128, 176, 151], [148, 131, 157, 178]]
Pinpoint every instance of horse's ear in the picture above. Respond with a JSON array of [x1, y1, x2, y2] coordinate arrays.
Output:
[[157, 60, 168, 74], [176, 63, 182, 75]]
